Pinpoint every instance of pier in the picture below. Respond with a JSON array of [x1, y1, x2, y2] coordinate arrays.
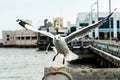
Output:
[[43, 40, 120, 80], [90, 40, 120, 67], [43, 67, 120, 80], [71, 40, 120, 67]]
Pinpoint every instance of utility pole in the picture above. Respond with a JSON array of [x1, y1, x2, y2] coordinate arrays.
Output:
[[97, 0, 99, 39], [109, 0, 111, 40], [90, 2, 96, 39]]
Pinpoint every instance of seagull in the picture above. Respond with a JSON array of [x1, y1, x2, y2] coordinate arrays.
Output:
[[16, 8, 116, 64]]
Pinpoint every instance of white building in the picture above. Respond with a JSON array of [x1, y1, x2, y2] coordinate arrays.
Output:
[[15, 30, 37, 46], [67, 21, 76, 34], [2, 31, 16, 45], [76, 12, 120, 39], [2, 30, 37, 46], [53, 17, 64, 32]]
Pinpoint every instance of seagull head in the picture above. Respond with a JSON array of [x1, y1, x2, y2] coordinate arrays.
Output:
[[54, 35, 61, 41]]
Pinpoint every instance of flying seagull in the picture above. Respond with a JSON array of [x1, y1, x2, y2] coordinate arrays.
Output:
[[16, 8, 116, 64]]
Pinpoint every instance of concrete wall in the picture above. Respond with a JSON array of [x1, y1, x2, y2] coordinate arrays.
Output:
[[44, 67, 120, 80], [2, 31, 16, 45], [2, 30, 37, 46], [15, 30, 37, 46]]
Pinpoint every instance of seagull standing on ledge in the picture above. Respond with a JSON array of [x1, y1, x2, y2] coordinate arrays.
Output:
[[16, 9, 116, 64]]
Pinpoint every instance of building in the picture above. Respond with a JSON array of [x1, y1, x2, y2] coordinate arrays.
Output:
[[2, 30, 37, 47], [53, 17, 64, 32], [76, 12, 120, 40], [36, 18, 66, 50], [15, 30, 37, 46], [67, 21, 76, 34], [24, 20, 32, 25], [2, 31, 16, 45], [2, 19, 38, 47]]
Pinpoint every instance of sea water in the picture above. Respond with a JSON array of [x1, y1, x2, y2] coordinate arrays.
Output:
[[0, 48, 94, 80]]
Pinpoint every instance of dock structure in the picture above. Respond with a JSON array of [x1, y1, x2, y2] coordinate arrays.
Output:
[[43, 40, 120, 80], [70, 40, 93, 49], [71, 40, 120, 67], [43, 67, 120, 80], [89, 40, 120, 67]]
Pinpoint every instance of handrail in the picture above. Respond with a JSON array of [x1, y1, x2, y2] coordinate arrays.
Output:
[[92, 40, 120, 57]]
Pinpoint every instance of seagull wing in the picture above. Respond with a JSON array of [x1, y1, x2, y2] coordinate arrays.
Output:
[[25, 24, 55, 39], [65, 8, 116, 43]]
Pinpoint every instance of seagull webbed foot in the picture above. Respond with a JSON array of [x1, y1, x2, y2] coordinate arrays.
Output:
[[50, 66, 66, 75]]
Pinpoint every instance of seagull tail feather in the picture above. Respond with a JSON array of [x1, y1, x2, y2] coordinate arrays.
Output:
[[66, 50, 78, 61]]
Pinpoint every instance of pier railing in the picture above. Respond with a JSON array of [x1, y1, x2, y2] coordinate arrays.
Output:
[[89, 40, 120, 67], [92, 40, 120, 57]]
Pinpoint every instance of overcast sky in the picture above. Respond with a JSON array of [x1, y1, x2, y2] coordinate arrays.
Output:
[[0, 0, 120, 39]]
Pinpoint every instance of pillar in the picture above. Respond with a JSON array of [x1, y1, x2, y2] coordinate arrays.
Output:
[[114, 17, 117, 38]]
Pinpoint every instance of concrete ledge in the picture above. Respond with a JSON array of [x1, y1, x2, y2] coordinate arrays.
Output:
[[43, 67, 120, 80]]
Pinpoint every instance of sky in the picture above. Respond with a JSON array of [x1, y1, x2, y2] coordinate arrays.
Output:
[[0, 0, 120, 39]]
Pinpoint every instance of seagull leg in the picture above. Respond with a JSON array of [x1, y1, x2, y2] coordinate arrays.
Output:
[[45, 43, 51, 54], [52, 53, 59, 61], [62, 55, 65, 64]]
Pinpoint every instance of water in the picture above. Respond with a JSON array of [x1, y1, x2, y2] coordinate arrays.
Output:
[[0, 48, 94, 80]]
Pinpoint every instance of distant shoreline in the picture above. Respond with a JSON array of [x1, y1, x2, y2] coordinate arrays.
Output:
[[0, 45, 37, 48]]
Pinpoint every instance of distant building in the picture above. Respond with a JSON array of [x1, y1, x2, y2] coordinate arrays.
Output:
[[53, 17, 64, 32], [2, 30, 37, 46], [24, 20, 32, 25], [2, 31, 16, 45], [76, 12, 120, 40], [15, 30, 37, 46], [0, 39, 2, 45], [67, 21, 76, 34]]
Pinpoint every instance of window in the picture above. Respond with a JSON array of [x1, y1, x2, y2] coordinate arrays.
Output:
[[16, 37, 20, 40], [18, 37, 20, 40], [117, 20, 120, 28], [40, 36, 47, 40], [21, 37, 24, 40], [26, 37, 30, 40], [99, 17, 113, 28], [6, 34, 9, 37], [7, 38, 9, 41], [79, 23, 89, 27], [70, 27, 76, 33], [92, 21, 95, 24], [100, 21, 109, 28], [32, 36, 37, 40], [111, 18, 114, 28]]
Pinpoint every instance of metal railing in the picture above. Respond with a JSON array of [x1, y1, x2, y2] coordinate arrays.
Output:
[[92, 40, 120, 57]]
